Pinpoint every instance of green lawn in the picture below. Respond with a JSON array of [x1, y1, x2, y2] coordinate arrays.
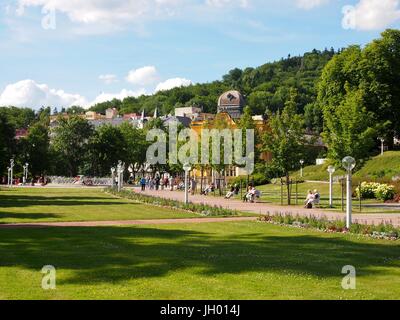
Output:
[[0, 187, 200, 223], [354, 151, 400, 181], [0, 221, 399, 299]]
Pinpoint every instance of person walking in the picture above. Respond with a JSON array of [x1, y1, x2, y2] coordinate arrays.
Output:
[[140, 177, 146, 191]]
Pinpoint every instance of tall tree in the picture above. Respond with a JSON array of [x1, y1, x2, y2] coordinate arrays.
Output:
[[52, 116, 94, 176], [0, 113, 15, 176], [262, 89, 305, 204], [87, 124, 127, 177], [18, 121, 51, 177], [322, 88, 376, 163]]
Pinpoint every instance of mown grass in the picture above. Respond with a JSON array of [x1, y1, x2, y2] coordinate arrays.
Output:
[[354, 151, 400, 181], [0, 221, 399, 300], [0, 187, 201, 223]]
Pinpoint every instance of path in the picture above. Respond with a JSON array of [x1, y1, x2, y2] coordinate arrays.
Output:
[[0, 217, 256, 229], [134, 188, 400, 227]]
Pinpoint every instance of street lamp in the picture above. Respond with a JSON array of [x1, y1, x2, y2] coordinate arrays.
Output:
[[9, 159, 14, 187], [111, 167, 116, 189], [299, 160, 304, 178], [342, 156, 356, 229], [7, 167, 11, 187], [117, 161, 125, 192], [378, 137, 385, 156], [183, 163, 192, 205], [22, 163, 29, 185], [327, 165, 336, 208]]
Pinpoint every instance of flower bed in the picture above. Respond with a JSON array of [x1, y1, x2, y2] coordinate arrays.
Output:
[[356, 182, 396, 201], [105, 188, 238, 217], [258, 213, 399, 240]]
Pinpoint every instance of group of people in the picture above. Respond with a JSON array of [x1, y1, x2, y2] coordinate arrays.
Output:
[[138, 176, 320, 209], [139, 176, 193, 192], [224, 184, 261, 203], [304, 189, 320, 209]]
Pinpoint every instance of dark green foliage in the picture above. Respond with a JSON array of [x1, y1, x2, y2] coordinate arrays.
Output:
[[0, 113, 15, 176]]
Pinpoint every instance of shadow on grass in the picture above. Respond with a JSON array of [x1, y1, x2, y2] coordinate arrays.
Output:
[[0, 212, 62, 220], [0, 225, 399, 286], [0, 194, 134, 208]]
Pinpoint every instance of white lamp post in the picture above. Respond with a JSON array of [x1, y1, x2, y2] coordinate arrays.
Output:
[[117, 161, 125, 192], [9, 159, 14, 187], [7, 167, 11, 187], [342, 156, 356, 229], [23, 164, 26, 185], [299, 159, 304, 178], [327, 165, 336, 208], [25, 163, 29, 184], [183, 163, 192, 205], [22, 163, 29, 185], [111, 167, 116, 188], [379, 138, 385, 156]]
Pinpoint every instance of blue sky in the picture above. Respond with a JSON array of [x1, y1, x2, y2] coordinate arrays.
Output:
[[0, 0, 399, 109]]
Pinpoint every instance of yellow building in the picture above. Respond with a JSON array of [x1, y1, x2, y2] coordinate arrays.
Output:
[[190, 90, 270, 184]]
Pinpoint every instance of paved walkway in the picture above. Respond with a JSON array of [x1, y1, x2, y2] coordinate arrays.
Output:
[[134, 188, 400, 227], [0, 217, 256, 229]]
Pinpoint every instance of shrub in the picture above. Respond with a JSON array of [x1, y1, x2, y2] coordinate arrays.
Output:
[[355, 182, 395, 201], [375, 184, 396, 201]]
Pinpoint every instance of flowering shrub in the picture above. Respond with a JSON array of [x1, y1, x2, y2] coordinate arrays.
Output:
[[356, 182, 395, 201], [258, 213, 399, 240], [375, 184, 396, 201], [105, 188, 238, 217]]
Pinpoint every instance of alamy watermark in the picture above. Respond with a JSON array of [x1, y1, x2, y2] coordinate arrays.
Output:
[[342, 5, 356, 30], [341, 265, 356, 290], [146, 122, 255, 174], [41, 265, 56, 290]]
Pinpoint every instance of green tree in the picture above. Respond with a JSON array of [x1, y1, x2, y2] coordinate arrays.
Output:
[[52, 116, 94, 176], [322, 89, 376, 163], [0, 113, 15, 176], [262, 89, 305, 204], [87, 124, 127, 176], [18, 122, 51, 177], [120, 122, 149, 179]]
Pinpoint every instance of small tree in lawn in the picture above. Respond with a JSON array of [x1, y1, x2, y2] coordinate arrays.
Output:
[[262, 89, 305, 205]]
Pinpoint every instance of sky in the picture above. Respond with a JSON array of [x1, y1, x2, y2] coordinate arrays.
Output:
[[0, 0, 399, 109]]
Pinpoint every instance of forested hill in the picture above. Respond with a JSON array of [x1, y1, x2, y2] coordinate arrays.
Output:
[[90, 48, 336, 117]]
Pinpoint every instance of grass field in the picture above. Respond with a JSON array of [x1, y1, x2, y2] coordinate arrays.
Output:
[[1, 187, 399, 300], [0, 187, 201, 223], [1, 221, 399, 300]]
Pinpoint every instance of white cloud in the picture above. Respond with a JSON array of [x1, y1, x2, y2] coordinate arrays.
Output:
[[90, 88, 146, 106], [126, 66, 159, 86], [155, 78, 193, 92], [0, 79, 87, 109], [296, 0, 329, 9], [99, 74, 118, 84], [16, 0, 186, 26], [206, 0, 249, 8], [342, 0, 400, 30]]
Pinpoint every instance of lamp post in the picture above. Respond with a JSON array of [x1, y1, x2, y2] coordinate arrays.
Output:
[[117, 161, 125, 192], [342, 156, 356, 229], [379, 138, 385, 156], [7, 167, 11, 187], [22, 163, 29, 185], [327, 165, 336, 208], [299, 160, 304, 178], [9, 159, 14, 187], [183, 163, 192, 205], [111, 167, 116, 189]]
